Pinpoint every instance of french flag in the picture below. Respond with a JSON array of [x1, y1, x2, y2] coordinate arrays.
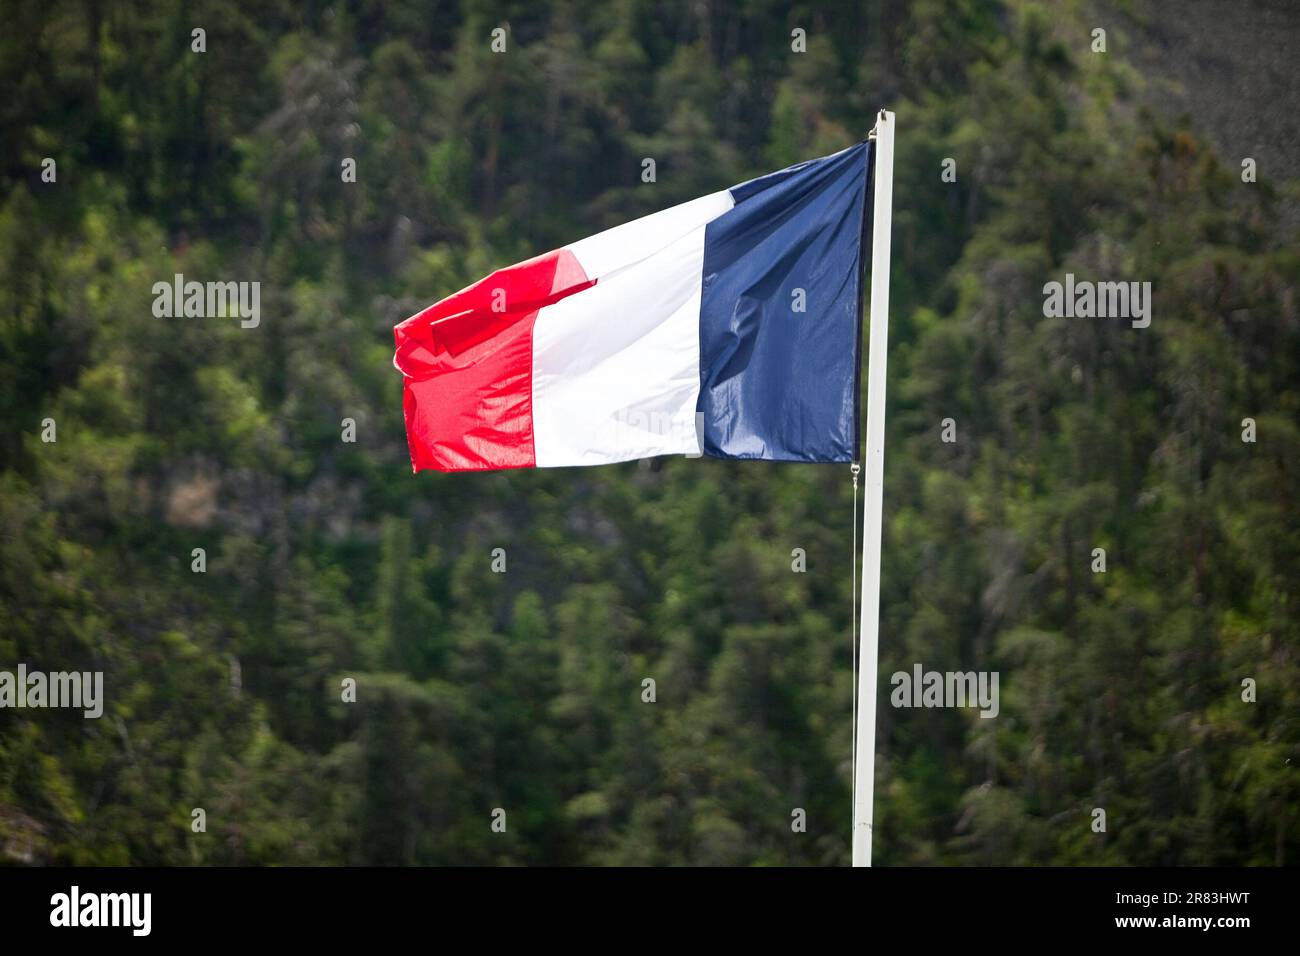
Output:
[[394, 142, 871, 472]]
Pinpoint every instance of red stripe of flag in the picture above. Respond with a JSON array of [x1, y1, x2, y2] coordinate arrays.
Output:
[[394, 249, 593, 472]]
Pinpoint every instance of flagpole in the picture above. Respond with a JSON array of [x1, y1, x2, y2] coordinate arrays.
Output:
[[853, 109, 895, 867]]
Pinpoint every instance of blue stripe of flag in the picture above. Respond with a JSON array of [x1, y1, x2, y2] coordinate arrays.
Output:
[[697, 141, 870, 462]]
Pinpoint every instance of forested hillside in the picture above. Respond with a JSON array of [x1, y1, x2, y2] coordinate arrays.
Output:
[[1, 0, 1297, 865]]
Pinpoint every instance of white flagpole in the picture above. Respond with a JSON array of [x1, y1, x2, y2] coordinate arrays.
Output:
[[853, 109, 895, 867]]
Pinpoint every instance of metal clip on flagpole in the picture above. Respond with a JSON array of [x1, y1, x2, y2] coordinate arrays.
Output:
[[853, 109, 895, 867]]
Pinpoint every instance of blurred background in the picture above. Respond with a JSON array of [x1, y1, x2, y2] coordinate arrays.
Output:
[[1, 0, 1297, 866]]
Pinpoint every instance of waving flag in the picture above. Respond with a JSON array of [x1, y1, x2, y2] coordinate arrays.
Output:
[[394, 142, 870, 472]]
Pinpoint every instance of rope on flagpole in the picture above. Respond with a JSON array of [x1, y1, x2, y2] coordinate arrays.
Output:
[[850, 462, 860, 817]]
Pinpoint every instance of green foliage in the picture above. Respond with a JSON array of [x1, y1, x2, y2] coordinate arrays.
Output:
[[1, 0, 1296, 866]]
